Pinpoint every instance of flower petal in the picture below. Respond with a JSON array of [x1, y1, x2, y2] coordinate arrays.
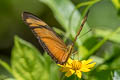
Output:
[[80, 59, 96, 72], [67, 58, 73, 64], [86, 62, 96, 68], [65, 64, 72, 68], [82, 59, 93, 65], [65, 69, 75, 77], [76, 70, 82, 78], [87, 59, 93, 63], [80, 68, 90, 72]]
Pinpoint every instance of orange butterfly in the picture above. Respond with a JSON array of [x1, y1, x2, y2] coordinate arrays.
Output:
[[22, 11, 89, 64]]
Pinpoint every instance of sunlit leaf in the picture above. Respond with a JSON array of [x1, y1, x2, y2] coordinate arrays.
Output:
[[11, 36, 48, 80], [112, 0, 120, 9], [0, 60, 12, 74], [43, 53, 60, 80], [0, 60, 13, 80]]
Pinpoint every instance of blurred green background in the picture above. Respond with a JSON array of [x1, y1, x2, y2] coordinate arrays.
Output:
[[0, 0, 120, 80], [0, 0, 120, 56]]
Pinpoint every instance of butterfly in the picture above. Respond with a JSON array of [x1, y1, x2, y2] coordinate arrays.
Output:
[[22, 11, 89, 65]]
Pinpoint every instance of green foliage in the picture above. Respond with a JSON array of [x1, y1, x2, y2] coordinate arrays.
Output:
[[0, 36, 59, 80], [112, 0, 120, 16], [11, 36, 49, 80], [0, 0, 120, 80]]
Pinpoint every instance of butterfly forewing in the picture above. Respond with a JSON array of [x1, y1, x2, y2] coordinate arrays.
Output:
[[22, 12, 69, 64]]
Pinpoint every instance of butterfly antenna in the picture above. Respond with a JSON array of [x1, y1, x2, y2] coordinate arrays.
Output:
[[72, 10, 89, 47]]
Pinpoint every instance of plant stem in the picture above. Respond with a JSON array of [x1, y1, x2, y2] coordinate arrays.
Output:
[[83, 27, 120, 59]]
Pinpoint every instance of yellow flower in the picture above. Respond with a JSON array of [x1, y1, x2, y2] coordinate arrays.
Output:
[[58, 58, 96, 78]]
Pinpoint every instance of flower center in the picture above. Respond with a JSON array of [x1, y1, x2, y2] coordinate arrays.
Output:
[[71, 60, 82, 70]]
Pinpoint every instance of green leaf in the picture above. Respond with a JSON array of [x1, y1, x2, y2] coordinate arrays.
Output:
[[43, 53, 60, 80], [49, 64, 59, 80], [88, 70, 112, 80], [94, 28, 120, 43], [83, 27, 120, 59], [95, 44, 120, 70], [74, 45, 89, 60], [112, 0, 120, 9], [0, 60, 13, 80], [53, 27, 65, 35], [111, 0, 120, 16], [40, 0, 79, 30], [90, 56, 105, 66], [11, 36, 49, 80], [0, 60, 12, 74], [110, 56, 120, 70]]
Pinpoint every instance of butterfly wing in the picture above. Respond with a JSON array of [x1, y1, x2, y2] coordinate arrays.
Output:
[[22, 12, 69, 64]]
